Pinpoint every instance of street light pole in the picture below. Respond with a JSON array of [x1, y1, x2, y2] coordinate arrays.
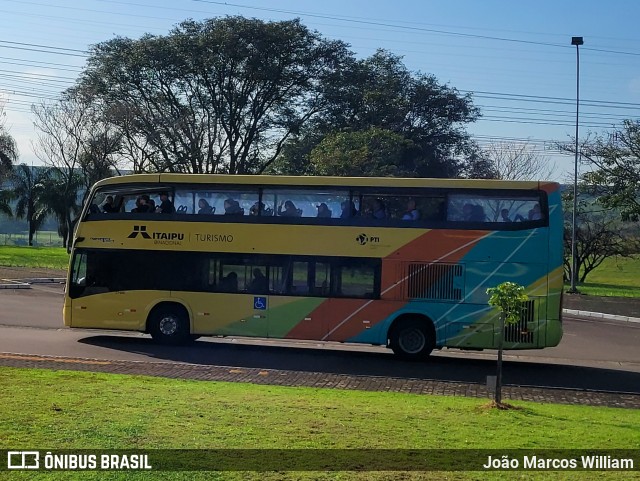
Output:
[[569, 36, 583, 294]]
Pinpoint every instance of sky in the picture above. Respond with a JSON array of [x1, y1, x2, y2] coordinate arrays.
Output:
[[1, 0, 639, 182]]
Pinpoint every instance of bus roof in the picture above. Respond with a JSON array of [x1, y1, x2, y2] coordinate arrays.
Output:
[[92, 173, 557, 191]]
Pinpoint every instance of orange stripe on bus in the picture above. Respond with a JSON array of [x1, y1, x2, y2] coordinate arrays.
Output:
[[287, 229, 487, 341], [385, 229, 485, 263]]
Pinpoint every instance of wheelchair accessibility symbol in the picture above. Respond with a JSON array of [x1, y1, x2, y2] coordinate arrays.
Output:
[[254, 297, 267, 310]]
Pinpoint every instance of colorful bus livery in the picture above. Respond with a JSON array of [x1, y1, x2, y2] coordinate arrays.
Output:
[[64, 174, 563, 359]]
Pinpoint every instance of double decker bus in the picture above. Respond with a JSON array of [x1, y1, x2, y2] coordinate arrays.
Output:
[[64, 174, 563, 359]]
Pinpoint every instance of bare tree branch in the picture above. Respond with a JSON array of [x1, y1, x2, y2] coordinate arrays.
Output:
[[483, 141, 556, 181]]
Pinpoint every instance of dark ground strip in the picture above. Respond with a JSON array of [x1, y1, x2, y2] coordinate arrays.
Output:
[[1, 353, 639, 409]]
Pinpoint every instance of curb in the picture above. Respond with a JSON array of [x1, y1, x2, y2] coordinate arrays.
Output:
[[0, 279, 30, 289], [0, 278, 65, 289], [22, 277, 66, 284], [563, 308, 640, 324]]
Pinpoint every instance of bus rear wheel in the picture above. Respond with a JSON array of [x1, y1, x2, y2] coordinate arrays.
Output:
[[389, 318, 434, 360], [149, 306, 191, 345]]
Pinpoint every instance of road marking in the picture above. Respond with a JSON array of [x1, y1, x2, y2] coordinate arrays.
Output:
[[0, 353, 112, 365]]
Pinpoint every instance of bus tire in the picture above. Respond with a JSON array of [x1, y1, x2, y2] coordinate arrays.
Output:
[[389, 317, 434, 360], [148, 305, 191, 345]]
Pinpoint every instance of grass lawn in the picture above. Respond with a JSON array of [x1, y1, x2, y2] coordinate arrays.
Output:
[[0, 245, 69, 270], [1, 367, 638, 480], [566, 255, 640, 297]]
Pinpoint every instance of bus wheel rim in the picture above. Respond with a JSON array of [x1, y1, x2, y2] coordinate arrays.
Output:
[[398, 327, 426, 354], [159, 316, 178, 336]]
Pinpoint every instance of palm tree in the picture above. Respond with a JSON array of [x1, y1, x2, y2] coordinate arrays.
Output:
[[0, 190, 12, 218], [0, 128, 18, 217], [11, 164, 49, 246], [0, 129, 18, 177], [39, 171, 82, 249]]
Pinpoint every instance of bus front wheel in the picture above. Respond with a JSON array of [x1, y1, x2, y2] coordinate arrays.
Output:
[[389, 318, 434, 360], [149, 306, 191, 345]]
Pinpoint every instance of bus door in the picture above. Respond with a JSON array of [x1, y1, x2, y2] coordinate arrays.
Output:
[[68, 250, 147, 330], [198, 260, 270, 338], [263, 259, 328, 340]]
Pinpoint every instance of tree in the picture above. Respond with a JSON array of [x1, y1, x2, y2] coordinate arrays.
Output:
[[0, 105, 18, 217], [0, 129, 18, 180], [308, 128, 416, 177], [77, 133, 122, 194], [483, 141, 556, 180], [0, 187, 12, 218], [562, 189, 639, 283], [0, 107, 18, 178], [79, 17, 351, 175], [275, 50, 486, 178], [32, 90, 119, 246], [559, 120, 640, 221], [39, 172, 83, 249], [11, 164, 49, 246], [486, 282, 528, 407]]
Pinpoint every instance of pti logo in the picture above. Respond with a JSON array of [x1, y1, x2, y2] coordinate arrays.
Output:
[[7, 451, 39, 470], [127, 225, 152, 239], [355, 233, 380, 246]]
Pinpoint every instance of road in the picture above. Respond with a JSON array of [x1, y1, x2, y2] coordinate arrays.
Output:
[[1, 283, 640, 394]]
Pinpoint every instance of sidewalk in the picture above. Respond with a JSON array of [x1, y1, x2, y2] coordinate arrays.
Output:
[[562, 308, 640, 324], [563, 293, 640, 321], [0, 352, 638, 409]]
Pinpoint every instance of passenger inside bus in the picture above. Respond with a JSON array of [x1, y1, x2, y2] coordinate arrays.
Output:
[[218, 272, 238, 292], [198, 198, 214, 215], [528, 203, 542, 220], [471, 205, 486, 222], [462, 203, 486, 222], [340, 200, 358, 218], [224, 198, 244, 215], [156, 192, 175, 214], [102, 195, 118, 213], [316, 203, 332, 218], [250, 201, 273, 216], [248, 268, 269, 293], [369, 198, 386, 219], [278, 200, 301, 217], [402, 200, 420, 221], [131, 195, 151, 213]]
